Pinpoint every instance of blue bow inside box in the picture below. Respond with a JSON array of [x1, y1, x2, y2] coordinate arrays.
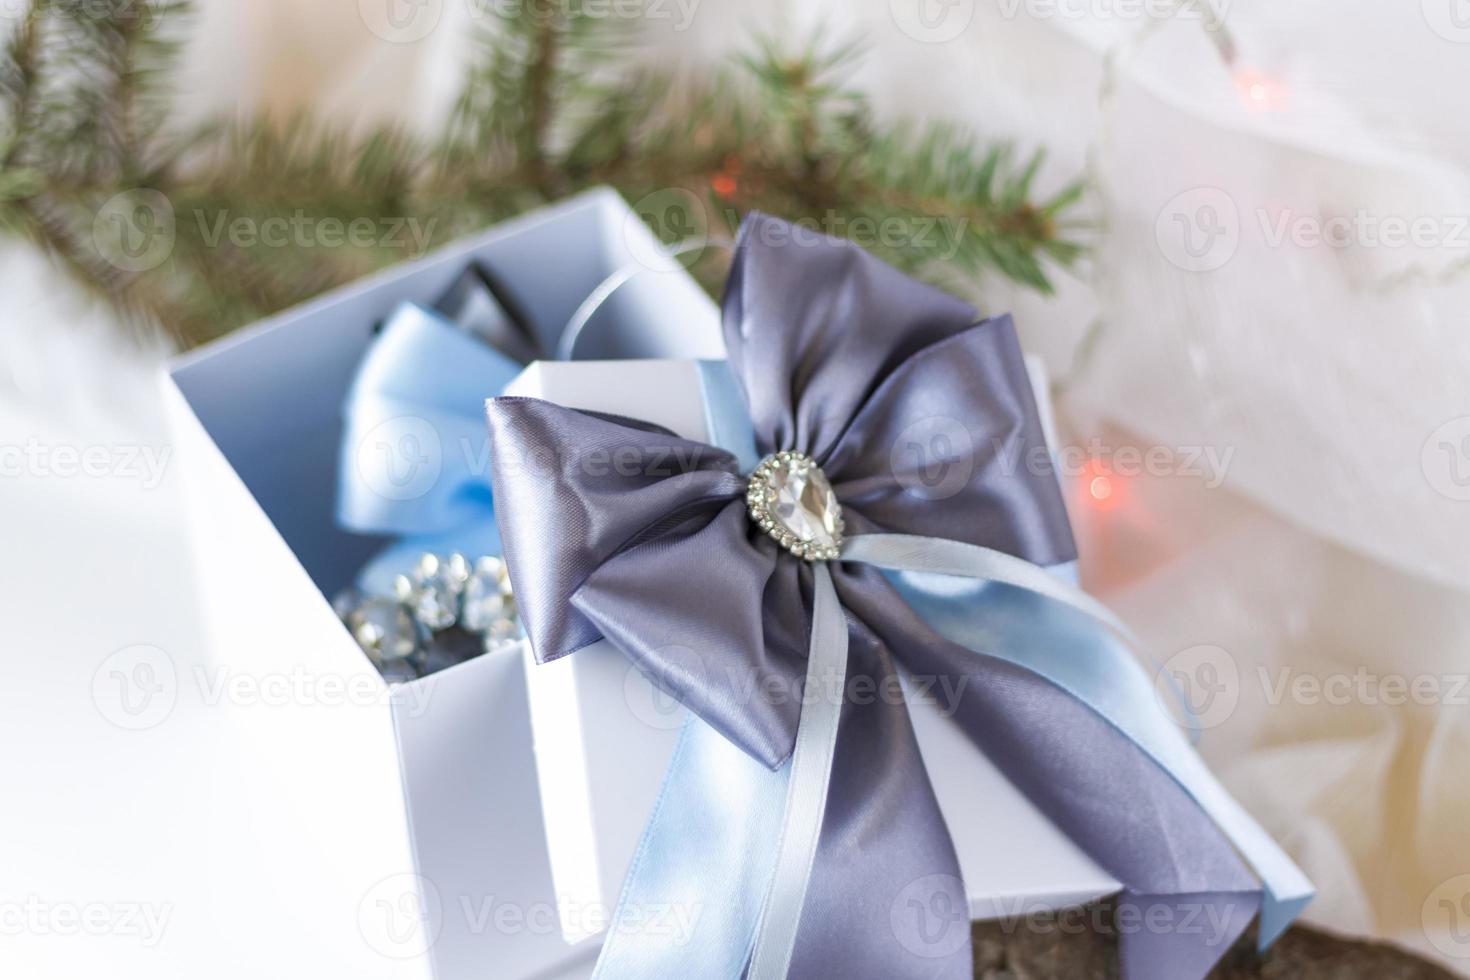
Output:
[[161, 190, 724, 980]]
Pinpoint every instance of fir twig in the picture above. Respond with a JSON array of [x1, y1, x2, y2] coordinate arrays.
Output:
[[0, 0, 1088, 347]]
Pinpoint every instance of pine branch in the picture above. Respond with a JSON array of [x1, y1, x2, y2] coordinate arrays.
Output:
[[0, 1, 1088, 347]]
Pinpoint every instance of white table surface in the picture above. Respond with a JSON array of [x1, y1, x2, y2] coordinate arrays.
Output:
[[0, 246, 429, 980]]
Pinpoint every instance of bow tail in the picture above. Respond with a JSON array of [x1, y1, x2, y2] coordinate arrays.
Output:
[[590, 713, 789, 979], [594, 568, 972, 979], [784, 612, 973, 980], [837, 563, 1266, 980]]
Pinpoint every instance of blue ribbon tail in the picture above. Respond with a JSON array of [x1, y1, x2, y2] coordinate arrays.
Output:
[[852, 534, 1313, 962], [592, 715, 787, 979]]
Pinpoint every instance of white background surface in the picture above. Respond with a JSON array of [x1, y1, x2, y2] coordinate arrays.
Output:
[[3, 0, 1469, 976]]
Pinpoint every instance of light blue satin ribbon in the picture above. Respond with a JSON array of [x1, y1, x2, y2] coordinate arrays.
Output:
[[337, 302, 523, 584], [589, 573, 851, 980], [846, 534, 1314, 951], [339, 316, 752, 591]]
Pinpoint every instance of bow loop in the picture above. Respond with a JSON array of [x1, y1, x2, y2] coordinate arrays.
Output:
[[722, 212, 980, 463], [485, 396, 747, 664], [339, 303, 523, 536]]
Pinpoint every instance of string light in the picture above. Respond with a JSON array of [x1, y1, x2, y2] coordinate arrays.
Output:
[[1081, 458, 1123, 512], [1233, 67, 1287, 113]]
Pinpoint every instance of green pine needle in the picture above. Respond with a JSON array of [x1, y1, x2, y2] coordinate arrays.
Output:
[[0, 0, 1088, 346]]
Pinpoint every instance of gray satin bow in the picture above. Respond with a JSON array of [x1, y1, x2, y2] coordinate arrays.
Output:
[[485, 213, 1271, 978]]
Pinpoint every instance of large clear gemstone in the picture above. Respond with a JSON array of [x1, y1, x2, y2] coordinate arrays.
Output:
[[767, 455, 842, 547]]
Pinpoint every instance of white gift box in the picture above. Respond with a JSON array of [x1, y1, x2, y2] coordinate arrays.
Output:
[[162, 190, 721, 980], [161, 187, 1118, 980]]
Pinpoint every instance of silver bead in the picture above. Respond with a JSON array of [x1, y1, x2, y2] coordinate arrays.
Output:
[[345, 596, 420, 663]]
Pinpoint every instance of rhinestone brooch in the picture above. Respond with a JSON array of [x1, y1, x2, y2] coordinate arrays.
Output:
[[746, 450, 845, 561], [333, 552, 522, 682]]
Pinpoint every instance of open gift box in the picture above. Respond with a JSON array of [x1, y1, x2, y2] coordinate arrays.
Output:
[[161, 189, 1122, 980]]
